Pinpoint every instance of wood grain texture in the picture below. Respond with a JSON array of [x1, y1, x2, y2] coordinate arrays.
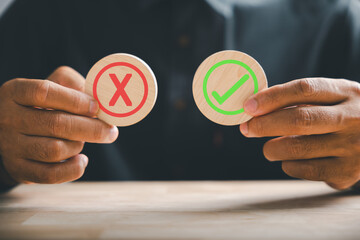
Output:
[[85, 54, 157, 126], [0, 181, 359, 240], [193, 50, 267, 125]]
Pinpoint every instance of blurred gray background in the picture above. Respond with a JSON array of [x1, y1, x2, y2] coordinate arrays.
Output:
[[0, 0, 13, 17]]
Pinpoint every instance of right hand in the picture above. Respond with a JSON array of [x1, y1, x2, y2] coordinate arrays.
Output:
[[0, 66, 118, 185]]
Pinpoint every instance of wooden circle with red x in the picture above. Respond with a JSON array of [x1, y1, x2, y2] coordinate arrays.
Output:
[[85, 54, 158, 126]]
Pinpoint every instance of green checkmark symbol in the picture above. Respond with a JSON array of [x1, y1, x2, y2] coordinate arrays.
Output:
[[203, 59, 258, 115], [211, 74, 250, 105]]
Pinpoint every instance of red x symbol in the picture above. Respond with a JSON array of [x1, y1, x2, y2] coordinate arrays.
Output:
[[109, 73, 132, 106]]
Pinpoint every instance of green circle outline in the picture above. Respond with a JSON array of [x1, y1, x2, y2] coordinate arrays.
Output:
[[203, 59, 258, 115]]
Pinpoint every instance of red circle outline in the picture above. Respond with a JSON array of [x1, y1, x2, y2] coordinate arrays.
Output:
[[93, 62, 149, 117]]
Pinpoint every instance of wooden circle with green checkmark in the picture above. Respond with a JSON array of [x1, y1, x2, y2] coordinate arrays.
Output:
[[193, 50, 267, 126]]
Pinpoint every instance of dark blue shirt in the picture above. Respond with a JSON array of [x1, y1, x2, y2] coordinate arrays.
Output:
[[0, 0, 359, 181]]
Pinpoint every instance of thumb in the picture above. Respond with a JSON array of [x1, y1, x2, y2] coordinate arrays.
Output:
[[47, 66, 86, 92]]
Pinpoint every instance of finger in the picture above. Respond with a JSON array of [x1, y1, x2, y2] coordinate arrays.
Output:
[[18, 134, 84, 163], [281, 157, 360, 185], [326, 182, 354, 190], [12, 154, 88, 184], [240, 105, 344, 137], [48, 66, 86, 92], [14, 105, 118, 143], [327, 180, 360, 190], [263, 134, 346, 161], [11, 78, 98, 117], [244, 78, 352, 116]]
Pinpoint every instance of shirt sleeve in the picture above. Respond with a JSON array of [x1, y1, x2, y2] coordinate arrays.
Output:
[[0, 158, 18, 193], [351, 181, 360, 191]]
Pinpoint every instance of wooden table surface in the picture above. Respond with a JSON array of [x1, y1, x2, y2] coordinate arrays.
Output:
[[0, 181, 359, 240]]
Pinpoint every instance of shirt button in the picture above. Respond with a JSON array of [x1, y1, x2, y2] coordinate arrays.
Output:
[[213, 130, 224, 148], [174, 99, 186, 111], [177, 34, 190, 48]]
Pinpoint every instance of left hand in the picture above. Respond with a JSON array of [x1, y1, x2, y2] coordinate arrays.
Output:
[[240, 78, 360, 190]]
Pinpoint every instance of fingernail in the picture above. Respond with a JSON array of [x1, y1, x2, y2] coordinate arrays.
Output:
[[80, 155, 89, 167], [240, 122, 248, 136], [107, 126, 119, 142], [89, 100, 99, 115], [244, 98, 258, 115]]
